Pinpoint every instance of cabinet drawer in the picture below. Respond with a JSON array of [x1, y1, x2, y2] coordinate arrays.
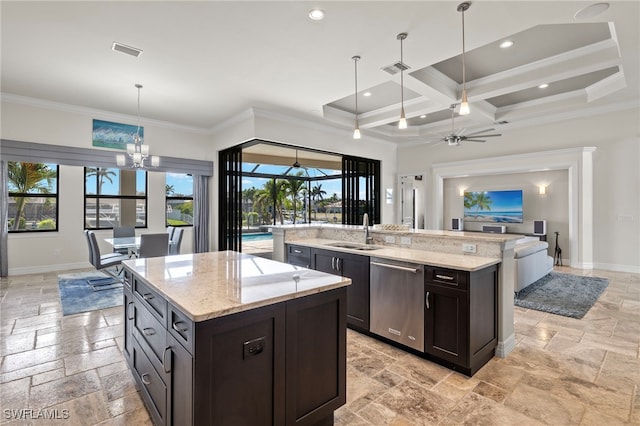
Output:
[[134, 278, 167, 322], [132, 340, 167, 426], [426, 267, 468, 290], [168, 305, 194, 355], [287, 245, 311, 268], [134, 301, 168, 364]]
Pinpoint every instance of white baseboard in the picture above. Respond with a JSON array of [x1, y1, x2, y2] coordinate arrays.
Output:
[[8, 261, 90, 276], [592, 262, 640, 274], [495, 333, 516, 358]]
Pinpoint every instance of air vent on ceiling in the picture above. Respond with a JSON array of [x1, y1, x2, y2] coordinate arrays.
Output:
[[494, 120, 509, 125], [381, 61, 410, 75], [111, 42, 142, 58]]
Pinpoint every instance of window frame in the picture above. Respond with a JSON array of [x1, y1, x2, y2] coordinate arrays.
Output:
[[83, 167, 149, 230], [165, 173, 194, 228], [7, 162, 60, 233]]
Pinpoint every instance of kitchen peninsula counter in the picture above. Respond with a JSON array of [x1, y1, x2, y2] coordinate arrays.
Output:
[[286, 238, 500, 272], [121, 251, 349, 425]]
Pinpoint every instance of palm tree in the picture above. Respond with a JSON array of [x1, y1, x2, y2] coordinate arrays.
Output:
[[86, 167, 117, 194], [166, 184, 175, 196], [310, 184, 327, 220], [255, 179, 287, 224], [7, 162, 56, 230], [465, 192, 493, 219], [284, 172, 307, 224]]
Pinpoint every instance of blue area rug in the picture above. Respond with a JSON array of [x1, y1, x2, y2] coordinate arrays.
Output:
[[515, 272, 609, 319], [58, 271, 123, 316]]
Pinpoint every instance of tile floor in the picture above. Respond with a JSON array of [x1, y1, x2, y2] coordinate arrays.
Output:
[[1, 266, 638, 425]]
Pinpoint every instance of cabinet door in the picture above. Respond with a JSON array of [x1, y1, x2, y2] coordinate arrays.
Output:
[[286, 287, 347, 425], [425, 284, 468, 368], [340, 254, 370, 331], [167, 333, 193, 426], [311, 248, 338, 274]]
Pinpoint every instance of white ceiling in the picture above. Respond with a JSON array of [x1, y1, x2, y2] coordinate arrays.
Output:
[[2, 1, 638, 146]]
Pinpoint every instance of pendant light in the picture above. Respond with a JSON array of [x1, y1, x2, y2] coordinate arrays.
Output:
[[293, 149, 300, 168], [458, 2, 471, 115], [352, 55, 361, 139], [116, 84, 159, 168], [397, 33, 408, 129]]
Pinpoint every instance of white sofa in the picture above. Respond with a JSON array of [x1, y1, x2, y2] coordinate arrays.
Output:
[[513, 237, 554, 292]]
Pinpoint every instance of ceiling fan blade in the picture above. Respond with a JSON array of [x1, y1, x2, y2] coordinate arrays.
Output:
[[465, 128, 495, 136], [464, 139, 486, 142], [467, 133, 501, 138]]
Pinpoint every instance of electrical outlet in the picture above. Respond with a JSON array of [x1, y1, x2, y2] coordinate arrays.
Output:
[[400, 237, 411, 245], [299, 230, 307, 237], [462, 243, 477, 253], [384, 236, 395, 243], [53, 248, 61, 256]]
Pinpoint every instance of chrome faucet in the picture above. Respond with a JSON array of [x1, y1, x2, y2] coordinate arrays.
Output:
[[363, 213, 373, 244]]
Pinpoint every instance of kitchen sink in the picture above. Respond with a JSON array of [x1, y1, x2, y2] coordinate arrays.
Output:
[[326, 242, 383, 251]]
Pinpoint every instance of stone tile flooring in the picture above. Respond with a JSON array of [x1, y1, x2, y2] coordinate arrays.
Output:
[[1, 266, 638, 425]]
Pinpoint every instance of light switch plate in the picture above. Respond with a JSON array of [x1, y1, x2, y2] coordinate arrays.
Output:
[[400, 237, 411, 245], [384, 236, 395, 243]]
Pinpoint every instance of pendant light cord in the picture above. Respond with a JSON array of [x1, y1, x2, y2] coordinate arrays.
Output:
[[400, 36, 404, 107], [461, 10, 466, 97], [135, 83, 142, 144], [354, 57, 359, 118]]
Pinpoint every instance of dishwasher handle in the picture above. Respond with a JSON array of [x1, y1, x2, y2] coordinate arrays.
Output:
[[371, 261, 420, 274]]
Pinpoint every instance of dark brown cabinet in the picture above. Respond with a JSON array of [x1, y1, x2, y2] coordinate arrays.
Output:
[[310, 248, 370, 332], [125, 270, 346, 425], [424, 265, 498, 376]]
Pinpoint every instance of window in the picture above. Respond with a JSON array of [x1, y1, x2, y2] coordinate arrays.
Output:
[[166, 173, 193, 226], [7, 162, 59, 232], [84, 167, 147, 229]]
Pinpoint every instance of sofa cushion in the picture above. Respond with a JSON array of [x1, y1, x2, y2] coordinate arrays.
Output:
[[514, 241, 549, 258]]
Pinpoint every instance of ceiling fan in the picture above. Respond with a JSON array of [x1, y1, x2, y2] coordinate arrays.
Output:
[[440, 104, 502, 146]]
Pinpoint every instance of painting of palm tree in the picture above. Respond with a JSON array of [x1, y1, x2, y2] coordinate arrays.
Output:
[[464, 190, 523, 223]]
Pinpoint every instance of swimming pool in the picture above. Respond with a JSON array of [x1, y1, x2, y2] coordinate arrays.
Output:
[[241, 233, 273, 241]]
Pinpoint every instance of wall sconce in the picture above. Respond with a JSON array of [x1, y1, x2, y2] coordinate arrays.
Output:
[[538, 185, 547, 195], [459, 188, 465, 197]]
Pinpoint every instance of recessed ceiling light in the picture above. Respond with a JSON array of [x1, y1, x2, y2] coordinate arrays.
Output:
[[363, 92, 372, 97], [420, 114, 427, 118], [308, 9, 325, 20], [538, 83, 549, 89], [499, 40, 514, 49], [574, 2, 609, 20]]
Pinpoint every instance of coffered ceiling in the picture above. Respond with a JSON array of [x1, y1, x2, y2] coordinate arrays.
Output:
[[1, 1, 638, 147]]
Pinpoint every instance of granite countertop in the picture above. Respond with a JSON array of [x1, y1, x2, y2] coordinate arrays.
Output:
[[287, 238, 501, 271], [122, 251, 350, 322]]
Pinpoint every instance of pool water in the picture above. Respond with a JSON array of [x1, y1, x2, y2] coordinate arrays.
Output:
[[242, 233, 273, 241]]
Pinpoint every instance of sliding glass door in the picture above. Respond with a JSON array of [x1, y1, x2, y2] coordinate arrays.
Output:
[[342, 155, 380, 226]]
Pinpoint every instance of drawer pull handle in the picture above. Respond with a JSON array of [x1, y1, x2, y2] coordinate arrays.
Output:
[[294, 249, 302, 254], [141, 373, 151, 385], [172, 321, 188, 333], [143, 327, 155, 336], [331, 257, 336, 270], [426, 291, 430, 309], [127, 301, 135, 320], [435, 274, 455, 281], [163, 346, 172, 374], [142, 293, 154, 300]]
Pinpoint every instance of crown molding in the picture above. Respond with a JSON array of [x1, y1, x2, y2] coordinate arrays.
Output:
[[1, 93, 211, 135]]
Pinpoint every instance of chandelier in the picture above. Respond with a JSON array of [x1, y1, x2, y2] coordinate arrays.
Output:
[[116, 84, 159, 168]]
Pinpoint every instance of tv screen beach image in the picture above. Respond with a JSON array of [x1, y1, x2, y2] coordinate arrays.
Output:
[[464, 190, 523, 223]]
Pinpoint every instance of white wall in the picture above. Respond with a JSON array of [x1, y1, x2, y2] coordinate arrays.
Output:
[[2, 99, 209, 274], [397, 107, 640, 272]]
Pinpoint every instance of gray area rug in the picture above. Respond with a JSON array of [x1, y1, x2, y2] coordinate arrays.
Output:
[[514, 272, 609, 319]]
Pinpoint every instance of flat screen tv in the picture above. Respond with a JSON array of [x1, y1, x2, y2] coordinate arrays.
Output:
[[463, 190, 523, 223]]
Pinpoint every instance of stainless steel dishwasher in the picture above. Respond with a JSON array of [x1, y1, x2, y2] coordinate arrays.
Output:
[[369, 257, 424, 352]]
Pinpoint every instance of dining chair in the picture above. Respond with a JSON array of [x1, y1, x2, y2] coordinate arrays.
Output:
[[138, 233, 170, 259], [166, 226, 175, 241], [86, 230, 129, 285], [112, 226, 135, 255], [169, 227, 184, 255]]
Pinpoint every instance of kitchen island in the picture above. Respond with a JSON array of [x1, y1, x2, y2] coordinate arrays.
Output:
[[121, 251, 350, 426]]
